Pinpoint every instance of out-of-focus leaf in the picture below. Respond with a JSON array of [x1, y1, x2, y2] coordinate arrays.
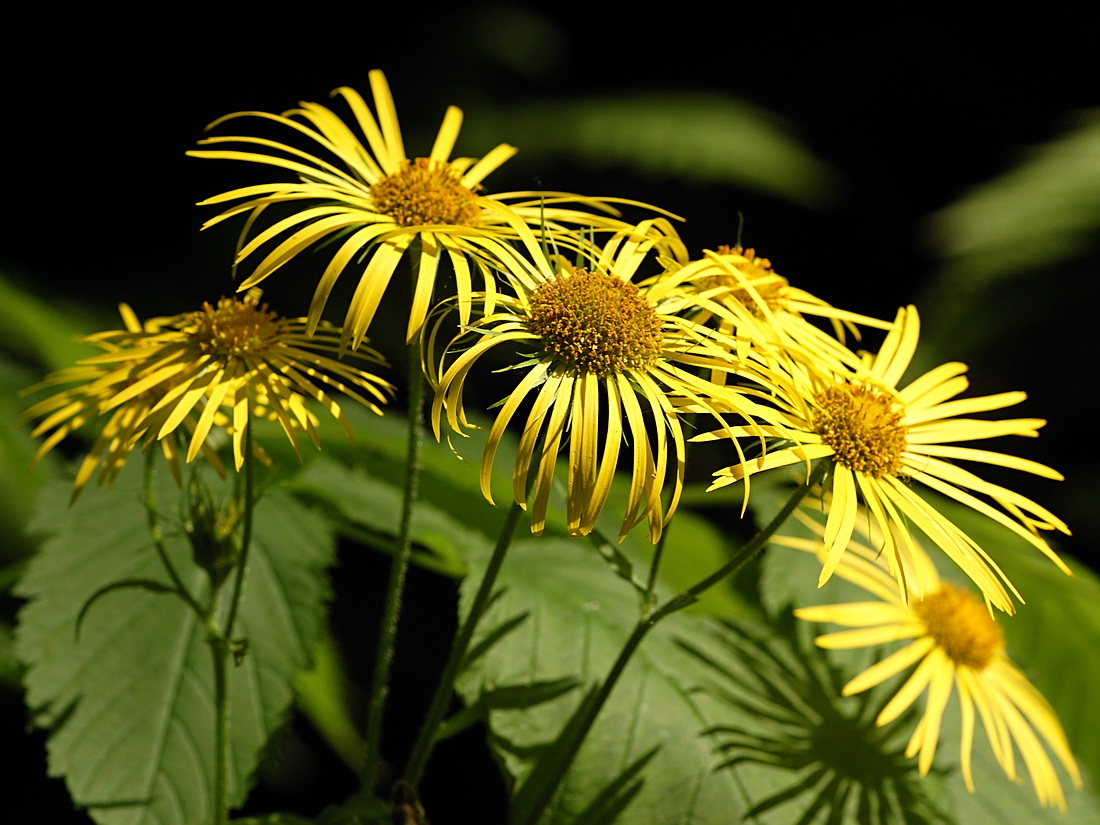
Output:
[[295, 630, 364, 774], [475, 93, 840, 207], [1, 359, 61, 561], [921, 110, 1100, 346], [0, 270, 102, 372], [287, 455, 492, 577], [15, 461, 335, 825], [926, 110, 1100, 282]]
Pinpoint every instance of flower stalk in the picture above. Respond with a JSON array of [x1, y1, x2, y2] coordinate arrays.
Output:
[[362, 339, 427, 795], [516, 460, 827, 825], [403, 500, 525, 787]]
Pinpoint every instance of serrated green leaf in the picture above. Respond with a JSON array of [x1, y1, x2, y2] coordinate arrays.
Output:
[[15, 460, 336, 825], [455, 534, 809, 825]]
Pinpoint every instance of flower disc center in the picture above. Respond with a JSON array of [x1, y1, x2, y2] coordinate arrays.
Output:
[[813, 383, 907, 477], [915, 583, 1004, 670], [707, 245, 789, 316], [187, 291, 283, 358], [526, 269, 663, 376], [370, 158, 482, 227]]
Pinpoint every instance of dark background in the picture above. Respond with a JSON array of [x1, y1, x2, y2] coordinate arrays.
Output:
[[4, 7, 1097, 822]]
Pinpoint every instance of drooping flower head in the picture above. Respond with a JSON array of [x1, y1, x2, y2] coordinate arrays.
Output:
[[20, 291, 393, 499], [428, 223, 789, 542], [787, 519, 1082, 809], [188, 70, 648, 348], [651, 245, 894, 371], [700, 305, 1071, 613]]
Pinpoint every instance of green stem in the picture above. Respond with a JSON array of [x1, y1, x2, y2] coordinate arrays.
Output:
[[404, 501, 524, 787], [225, 422, 255, 641], [144, 453, 204, 621], [650, 460, 827, 623], [518, 462, 828, 825], [362, 340, 426, 794], [211, 422, 257, 825], [209, 630, 230, 825]]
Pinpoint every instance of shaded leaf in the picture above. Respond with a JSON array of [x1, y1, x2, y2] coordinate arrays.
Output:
[[15, 460, 336, 825], [287, 455, 493, 577], [455, 534, 803, 825]]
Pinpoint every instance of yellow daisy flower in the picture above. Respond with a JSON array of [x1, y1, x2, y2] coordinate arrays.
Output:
[[791, 527, 1082, 809], [19, 291, 393, 498], [654, 245, 894, 369], [188, 70, 641, 348], [702, 305, 1071, 613], [428, 224, 787, 542]]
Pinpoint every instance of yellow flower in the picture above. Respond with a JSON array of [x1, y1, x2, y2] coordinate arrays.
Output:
[[702, 305, 1070, 614], [429, 225, 785, 542], [791, 527, 1082, 809], [19, 292, 393, 498], [654, 245, 894, 369], [188, 70, 641, 348]]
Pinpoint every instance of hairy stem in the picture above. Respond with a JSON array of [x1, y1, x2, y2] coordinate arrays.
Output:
[[362, 340, 426, 795]]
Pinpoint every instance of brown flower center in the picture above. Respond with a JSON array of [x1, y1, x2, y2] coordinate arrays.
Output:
[[526, 269, 663, 375], [705, 245, 788, 316], [914, 583, 1004, 670], [369, 158, 482, 227], [187, 291, 284, 358], [813, 383, 907, 477]]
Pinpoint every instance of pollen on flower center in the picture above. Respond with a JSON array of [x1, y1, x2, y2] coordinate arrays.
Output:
[[369, 157, 482, 227], [187, 291, 284, 358], [915, 583, 1004, 670], [526, 269, 663, 375], [813, 383, 908, 477], [707, 245, 788, 315]]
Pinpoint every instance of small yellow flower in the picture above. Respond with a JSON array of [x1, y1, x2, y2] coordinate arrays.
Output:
[[701, 305, 1071, 613], [429, 225, 785, 542], [189, 70, 643, 347], [19, 292, 393, 498], [790, 527, 1082, 809]]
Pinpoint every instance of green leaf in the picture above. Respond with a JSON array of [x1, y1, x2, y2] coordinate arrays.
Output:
[[925, 111, 1100, 288], [920, 111, 1100, 354], [473, 94, 840, 208], [456, 533, 810, 824], [0, 269, 103, 373], [15, 461, 336, 825], [286, 455, 494, 577], [680, 617, 954, 825], [1, 357, 64, 561]]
